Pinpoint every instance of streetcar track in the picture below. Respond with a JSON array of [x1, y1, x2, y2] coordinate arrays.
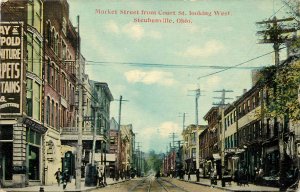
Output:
[[129, 176, 153, 192], [160, 177, 190, 192], [155, 178, 169, 192], [147, 178, 152, 192]]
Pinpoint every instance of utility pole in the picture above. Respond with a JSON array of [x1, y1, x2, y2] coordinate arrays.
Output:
[[188, 88, 203, 170], [136, 142, 141, 177], [178, 112, 187, 131], [75, 15, 82, 190], [116, 95, 128, 179], [257, 17, 296, 66], [169, 132, 178, 150], [213, 89, 233, 106], [188, 88, 203, 127], [91, 107, 97, 166], [256, 16, 298, 191]]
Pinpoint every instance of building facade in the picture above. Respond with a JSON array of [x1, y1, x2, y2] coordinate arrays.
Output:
[[1, 0, 46, 187]]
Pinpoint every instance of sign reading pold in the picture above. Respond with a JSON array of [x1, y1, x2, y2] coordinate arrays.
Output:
[[0, 22, 23, 115]]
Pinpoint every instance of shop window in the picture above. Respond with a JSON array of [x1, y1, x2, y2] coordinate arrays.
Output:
[[28, 145, 40, 180]]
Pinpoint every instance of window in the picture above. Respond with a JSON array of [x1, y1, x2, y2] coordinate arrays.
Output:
[[46, 96, 50, 125], [27, 1, 33, 26], [33, 82, 41, 121], [252, 96, 256, 109], [62, 17, 67, 35], [54, 34, 59, 55], [51, 66, 55, 88], [239, 106, 242, 117], [47, 59, 51, 83], [56, 103, 59, 129], [234, 110, 237, 122], [247, 99, 251, 112], [51, 101, 54, 126], [51, 29, 55, 48], [27, 34, 33, 72], [56, 69, 59, 90], [33, 37, 42, 77], [34, 0, 42, 33], [62, 41, 67, 61], [192, 148, 196, 159], [47, 22, 51, 45], [26, 79, 33, 117]]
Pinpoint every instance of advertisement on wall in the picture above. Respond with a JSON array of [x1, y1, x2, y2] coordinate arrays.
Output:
[[0, 22, 23, 115]]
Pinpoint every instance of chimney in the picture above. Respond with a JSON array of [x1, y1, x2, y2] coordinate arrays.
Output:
[[243, 89, 247, 94], [251, 69, 262, 86]]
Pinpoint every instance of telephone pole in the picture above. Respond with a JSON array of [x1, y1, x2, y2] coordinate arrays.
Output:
[[169, 132, 178, 150], [75, 15, 82, 190], [213, 89, 233, 106], [116, 95, 128, 178], [178, 112, 187, 131], [257, 17, 297, 65]]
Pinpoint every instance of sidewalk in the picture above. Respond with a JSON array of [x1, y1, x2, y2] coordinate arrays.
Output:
[[1, 177, 128, 192], [180, 174, 282, 192]]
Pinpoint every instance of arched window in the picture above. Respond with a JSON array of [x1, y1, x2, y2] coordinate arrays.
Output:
[[51, 29, 55, 48], [46, 96, 50, 125], [47, 22, 51, 46]]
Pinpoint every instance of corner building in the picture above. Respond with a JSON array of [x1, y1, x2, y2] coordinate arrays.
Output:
[[1, 0, 45, 187]]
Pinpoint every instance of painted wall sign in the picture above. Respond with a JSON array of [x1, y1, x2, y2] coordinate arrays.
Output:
[[0, 22, 23, 115]]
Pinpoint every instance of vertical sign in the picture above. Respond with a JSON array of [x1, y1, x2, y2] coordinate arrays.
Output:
[[0, 22, 23, 115]]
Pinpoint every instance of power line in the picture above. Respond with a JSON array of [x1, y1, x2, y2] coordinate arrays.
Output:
[[85, 60, 265, 70], [197, 48, 286, 80]]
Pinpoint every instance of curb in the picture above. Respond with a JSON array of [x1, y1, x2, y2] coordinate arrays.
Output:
[[3, 179, 130, 192], [178, 179, 280, 192]]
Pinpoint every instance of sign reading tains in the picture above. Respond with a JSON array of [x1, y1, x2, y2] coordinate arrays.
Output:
[[0, 22, 23, 115]]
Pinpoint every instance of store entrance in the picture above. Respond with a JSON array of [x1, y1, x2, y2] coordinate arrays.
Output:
[[0, 142, 13, 186]]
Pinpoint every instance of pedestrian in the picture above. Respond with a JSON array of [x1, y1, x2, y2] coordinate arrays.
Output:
[[62, 169, 69, 190], [98, 167, 104, 187], [188, 171, 191, 180], [54, 168, 61, 186], [196, 169, 200, 182]]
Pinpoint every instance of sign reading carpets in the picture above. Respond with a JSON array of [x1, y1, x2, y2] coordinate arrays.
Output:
[[0, 22, 23, 115]]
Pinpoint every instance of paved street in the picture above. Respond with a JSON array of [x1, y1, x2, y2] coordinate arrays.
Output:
[[90, 176, 224, 192]]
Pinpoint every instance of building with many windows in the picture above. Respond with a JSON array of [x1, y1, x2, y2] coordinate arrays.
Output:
[[0, 0, 45, 187]]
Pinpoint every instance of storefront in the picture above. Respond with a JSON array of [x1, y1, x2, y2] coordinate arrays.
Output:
[[0, 124, 13, 187], [0, 118, 47, 187]]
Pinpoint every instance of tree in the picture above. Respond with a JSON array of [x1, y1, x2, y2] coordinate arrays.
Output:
[[145, 150, 163, 173], [260, 58, 300, 122]]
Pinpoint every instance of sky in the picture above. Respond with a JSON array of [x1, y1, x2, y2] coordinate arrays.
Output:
[[68, 0, 291, 153]]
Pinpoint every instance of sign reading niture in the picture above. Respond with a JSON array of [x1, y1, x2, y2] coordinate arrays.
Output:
[[0, 22, 23, 115]]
